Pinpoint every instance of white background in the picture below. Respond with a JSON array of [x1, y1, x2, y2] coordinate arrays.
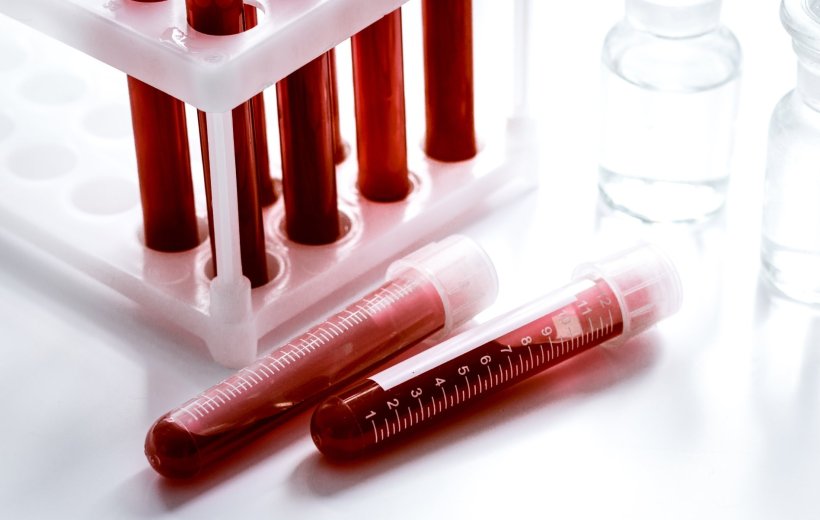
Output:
[[2, 1, 818, 519]]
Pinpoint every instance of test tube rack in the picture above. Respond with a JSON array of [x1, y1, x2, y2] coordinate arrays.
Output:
[[0, 0, 535, 367]]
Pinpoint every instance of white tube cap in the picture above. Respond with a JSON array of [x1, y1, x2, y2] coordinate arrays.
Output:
[[387, 235, 499, 335], [573, 243, 683, 337]]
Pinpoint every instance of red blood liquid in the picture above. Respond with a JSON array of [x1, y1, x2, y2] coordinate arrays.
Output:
[[328, 48, 347, 164], [421, 0, 477, 162], [243, 5, 276, 207], [127, 0, 199, 252], [311, 279, 624, 459], [126, 76, 199, 252], [187, 0, 269, 287], [276, 53, 340, 245], [145, 272, 446, 478], [351, 10, 411, 202]]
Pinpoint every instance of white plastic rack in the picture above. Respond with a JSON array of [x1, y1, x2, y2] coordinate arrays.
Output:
[[0, 0, 535, 367]]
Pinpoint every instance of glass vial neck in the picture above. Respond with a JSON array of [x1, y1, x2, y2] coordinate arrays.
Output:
[[625, 0, 722, 38], [797, 58, 820, 111]]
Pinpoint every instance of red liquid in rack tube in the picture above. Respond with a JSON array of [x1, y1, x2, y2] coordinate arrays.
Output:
[[311, 244, 683, 459], [145, 236, 498, 478], [352, 9, 411, 202], [126, 75, 200, 252], [187, 0, 269, 287], [421, 0, 477, 162], [277, 52, 340, 245]]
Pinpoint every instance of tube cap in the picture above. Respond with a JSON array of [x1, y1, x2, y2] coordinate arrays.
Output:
[[626, 0, 723, 38], [782, 0, 820, 60], [573, 243, 682, 337], [387, 235, 499, 335]]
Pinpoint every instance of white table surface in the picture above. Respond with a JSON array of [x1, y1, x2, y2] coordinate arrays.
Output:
[[2, 1, 818, 519]]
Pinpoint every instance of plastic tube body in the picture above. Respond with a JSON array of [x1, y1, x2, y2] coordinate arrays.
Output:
[[351, 10, 410, 201], [187, 0, 269, 287], [277, 52, 340, 244], [312, 245, 682, 459], [421, 0, 477, 162], [127, 76, 199, 252], [146, 271, 446, 478]]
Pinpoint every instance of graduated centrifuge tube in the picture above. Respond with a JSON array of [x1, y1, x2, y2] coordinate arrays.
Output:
[[311, 244, 682, 459], [145, 235, 498, 478], [598, 0, 741, 222], [760, 0, 820, 303]]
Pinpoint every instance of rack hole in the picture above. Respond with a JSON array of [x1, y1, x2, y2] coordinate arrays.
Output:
[[71, 177, 139, 215], [202, 251, 283, 288], [21, 72, 85, 105], [7, 143, 77, 180]]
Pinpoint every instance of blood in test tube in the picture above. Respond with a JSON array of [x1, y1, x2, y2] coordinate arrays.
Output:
[[126, 76, 199, 252], [277, 53, 340, 245], [243, 4, 277, 207], [127, 0, 199, 252], [186, 0, 269, 287], [351, 10, 411, 202], [328, 48, 347, 164], [144, 236, 498, 478], [311, 245, 683, 459], [421, 0, 478, 162]]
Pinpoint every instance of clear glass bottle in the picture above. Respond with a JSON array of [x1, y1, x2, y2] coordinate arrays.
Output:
[[598, 0, 742, 222], [761, 0, 820, 303]]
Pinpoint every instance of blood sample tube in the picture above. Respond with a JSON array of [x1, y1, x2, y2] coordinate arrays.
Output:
[[127, 0, 199, 252], [351, 10, 411, 202], [187, 0, 269, 287], [311, 244, 683, 459], [145, 235, 498, 478], [328, 48, 347, 164], [421, 0, 478, 162], [277, 52, 340, 244], [127, 76, 199, 252], [243, 4, 276, 207]]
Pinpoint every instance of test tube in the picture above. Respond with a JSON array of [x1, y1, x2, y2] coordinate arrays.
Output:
[[243, 4, 276, 207], [126, 76, 199, 252], [127, 0, 199, 252], [277, 52, 340, 244], [145, 235, 498, 478], [351, 9, 411, 201], [187, 0, 269, 287], [311, 244, 682, 459], [421, 0, 478, 162], [329, 48, 347, 164]]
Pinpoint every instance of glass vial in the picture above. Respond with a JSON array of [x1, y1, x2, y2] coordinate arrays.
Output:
[[761, 0, 820, 303], [598, 0, 741, 222]]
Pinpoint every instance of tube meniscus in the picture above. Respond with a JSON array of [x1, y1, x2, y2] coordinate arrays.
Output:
[[311, 244, 682, 459], [145, 235, 498, 478]]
